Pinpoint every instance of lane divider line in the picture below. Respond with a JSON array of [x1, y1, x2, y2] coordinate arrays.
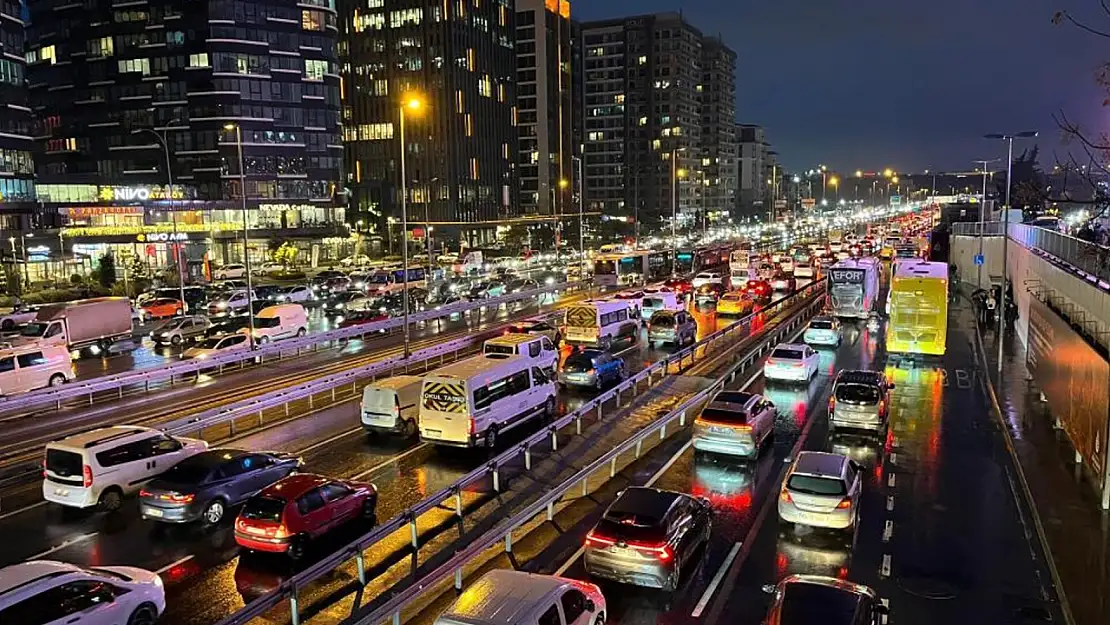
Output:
[[886, 495, 895, 512], [889, 452, 898, 465], [27, 532, 97, 560], [292, 426, 364, 455], [880, 553, 892, 578], [154, 555, 195, 576], [886, 473, 896, 488], [882, 519, 893, 543], [350, 442, 431, 481], [0, 499, 46, 521], [690, 542, 742, 617]]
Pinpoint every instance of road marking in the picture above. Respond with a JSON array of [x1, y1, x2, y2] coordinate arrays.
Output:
[[349, 443, 430, 480], [0, 499, 46, 521], [880, 554, 892, 578], [297, 426, 363, 455], [28, 532, 97, 560], [886, 495, 895, 511], [886, 473, 896, 488], [882, 519, 893, 543], [645, 440, 692, 487], [155, 555, 195, 576], [889, 452, 897, 465], [691, 542, 742, 617]]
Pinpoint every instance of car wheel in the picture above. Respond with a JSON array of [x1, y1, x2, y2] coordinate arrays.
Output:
[[98, 487, 123, 513], [594, 613, 606, 625], [402, 418, 418, 438], [202, 499, 225, 526], [288, 535, 309, 561], [175, 308, 184, 316], [258, 336, 270, 345], [47, 373, 66, 387], [361, 498, 377, 523], [544, 396, 556, 418], [127, 603, 159, 625], [296, 327, 307, 337], [484, 426, 499, 449], [0, 319, 11, 331], [170, 334, 183, 346]]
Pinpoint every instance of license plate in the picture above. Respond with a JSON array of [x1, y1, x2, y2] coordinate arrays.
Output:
[[425, 429, 441, 437], [53, 488, 70, 497], [710, 426, 731, 434], [246, 526, 268, 535], [145, 508, 164, 518]]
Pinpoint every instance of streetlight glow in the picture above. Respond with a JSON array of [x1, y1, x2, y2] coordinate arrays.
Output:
[[883, 168, 893, 178], [891, 176, 899, 184], [558, 178, 570, 189], [404, 95, 424, 112], [855, 170, 862, 178]]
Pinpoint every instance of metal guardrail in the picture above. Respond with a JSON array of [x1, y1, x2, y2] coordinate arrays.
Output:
[[952, 221, 1110, 288], [0, 282, 584, 417], [215, 279, 827, 625]]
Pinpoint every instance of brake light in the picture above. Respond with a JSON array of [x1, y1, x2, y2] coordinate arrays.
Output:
[[82, 465, 92, 488], [167, 492, 195, 504], [828, 396, 836, 413], [836, 498, 852, 509], [42, 458, 46, 478], [878, 400, 885, 415], [468, 418, 476, 435], [780, 488, 793, 504], [586, 530, 615, 548], [273, 524, 289, 538], [139, 489, 152, 498]]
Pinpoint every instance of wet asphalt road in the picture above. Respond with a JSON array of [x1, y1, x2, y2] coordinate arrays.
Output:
[[0, 287, 813, 625], [396, 293, 1067, 625]]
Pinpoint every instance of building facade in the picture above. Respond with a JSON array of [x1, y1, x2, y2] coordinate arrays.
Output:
[[24, 0, 346, 275], [339, 0, 517, 249], [582, 13, 732, 240], [738, 123, 767, 219], [0, 0, 35, 232]]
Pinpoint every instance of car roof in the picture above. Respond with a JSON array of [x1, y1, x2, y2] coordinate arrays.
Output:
[[50, 425, 156, 450], [486, 333, 541, 346], [442, 570, 569, 625], [0, 561, 83, 596], [258, 473, 332, 499], [836, 369, 884, 385], [606, 487, 682, 521], [793, 451, 849, 477], [176, 448, 249, 468], [774, 343, 808, 352]]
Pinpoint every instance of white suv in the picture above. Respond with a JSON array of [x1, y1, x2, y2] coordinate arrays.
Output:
[[43, 425, 208, 512], [0, 560, 165, 625]]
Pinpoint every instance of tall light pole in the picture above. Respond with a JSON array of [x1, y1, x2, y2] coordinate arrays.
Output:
[[984, 130, 1037, 376], [224, 123, 256, 348], [972, 159, 999, 289], [670, 147, 687, 277], [133, 123, 186, 312], [399, 94, 423, 359], [20, 233, 30, 288]]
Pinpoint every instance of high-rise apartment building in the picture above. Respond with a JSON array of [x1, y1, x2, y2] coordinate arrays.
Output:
[[515, 0, 572, 241], [582, 13, 732, 239], [0, 0, 34, 230], [24, 0, 345, 269], [700, 38, 737, 227], [738, 123, 768, 218], [340, 0, 517, 247]]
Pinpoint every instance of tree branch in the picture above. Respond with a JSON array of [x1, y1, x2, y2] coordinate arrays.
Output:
[[1053, 9, 1110, 37]]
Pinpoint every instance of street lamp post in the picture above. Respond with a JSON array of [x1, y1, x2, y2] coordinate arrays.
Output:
[[133, 124, 186, 312], [224, 123, 256, 348], [984, 130, 1037, 376], [972, 159, 998, 289], [399, 95, 423, 359], [670, 148, 687, 277]]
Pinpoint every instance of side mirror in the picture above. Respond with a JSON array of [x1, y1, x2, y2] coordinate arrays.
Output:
[[761, 584, 776, 595], [766, 402, 776, 411]]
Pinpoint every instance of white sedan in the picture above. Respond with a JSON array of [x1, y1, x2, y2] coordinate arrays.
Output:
[[183, 333, 250, 359], [763, 343, 819, 383], [692, 272, 725, 288], [0, 560, 166, 625]]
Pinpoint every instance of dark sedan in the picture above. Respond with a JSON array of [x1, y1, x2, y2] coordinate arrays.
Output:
[[139, 449, 302, 525]]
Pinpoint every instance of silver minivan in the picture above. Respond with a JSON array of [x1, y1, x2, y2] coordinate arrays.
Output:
[[829, 370, 892, 433], [648, 310, 697, 348], [361, 375, 423, 437], [778, 451, 862, 533]]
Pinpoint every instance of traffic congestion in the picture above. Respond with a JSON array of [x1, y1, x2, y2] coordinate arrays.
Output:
[[0, 207, 1003, 625]]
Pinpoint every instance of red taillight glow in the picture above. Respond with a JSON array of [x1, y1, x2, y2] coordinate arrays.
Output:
[[82, 465, 93, 488], [836, 498, 852, 509], [167, 492, 195, 504], [468, 418, 476, 435], [585, 530, 615, 548], [780, 488, 792, 504], [42, 459, 46, 478]]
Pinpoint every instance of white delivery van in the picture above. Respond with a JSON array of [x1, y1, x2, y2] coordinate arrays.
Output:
[[563, 299, 638, 350], [361, 375, 424, 437], [242, 304, 308, 343], [0, 344, 73, 395], [419, 353, 556, 448], [640, 291, 682, 322], [483, 333, 558, 372]]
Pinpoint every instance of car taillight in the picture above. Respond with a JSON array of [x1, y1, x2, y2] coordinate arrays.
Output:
[[468, 418, 476, 435], [82, 465, 93, 488], [634, 543, 674, 561], [836, 498, 852, 509], [780, 488, 793, 504], [139, 489, 152, 498], [878, 400, 885, 414], [167, 492, 195, 504], [42, 459, 47, 478], [585, 530, 615, 548], [273, 524, 289, 538], [828, 397, 836, 412]]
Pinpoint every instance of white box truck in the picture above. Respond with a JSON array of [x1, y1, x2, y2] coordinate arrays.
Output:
[[15, 298, 134, 352]]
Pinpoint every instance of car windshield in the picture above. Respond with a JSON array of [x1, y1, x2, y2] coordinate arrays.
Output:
[[564, 353, 599, 372], [197, 337, 226, 349], [836, 383, 881, 404], [19, 322, 48, 337], [771, 348, 803, 359], [241, 496, 286, 522], [597, 510, 666, 543], [700, 407, 749, 424], [253, 316, 281, 328], [779, 581, 862, 625], [652, 315, 675, 327], [810, 320, 834, 330], [643, 297, 665, 308], [787, 474, 847, 496]]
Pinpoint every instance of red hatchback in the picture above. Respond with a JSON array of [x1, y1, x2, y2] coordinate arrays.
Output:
[[234, 474, 377, 559], [663, 278, 693, 295]]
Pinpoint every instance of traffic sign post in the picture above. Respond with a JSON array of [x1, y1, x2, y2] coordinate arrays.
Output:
[[974, 254, 984, 266]]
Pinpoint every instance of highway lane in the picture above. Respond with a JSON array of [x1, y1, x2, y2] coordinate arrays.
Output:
[[0, 291, 577, 477], [0, 286, 817, 625]]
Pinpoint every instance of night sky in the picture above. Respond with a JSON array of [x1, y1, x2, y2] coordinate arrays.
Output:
[[575, 0, 1106, 173]]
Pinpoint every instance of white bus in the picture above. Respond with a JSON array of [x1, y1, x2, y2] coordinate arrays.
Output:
[[365, 266, 427, 295], [827, 257, 881, 318], [564, 299, 639, 350], [419, 354, 556, 448], [592, 250, 669, 287]]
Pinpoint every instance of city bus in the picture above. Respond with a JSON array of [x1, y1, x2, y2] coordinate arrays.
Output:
[[827, 257, 881, 318], [887, 260, 948, 356], [729, 250, 755, 289], [592, 251, 670, 287]]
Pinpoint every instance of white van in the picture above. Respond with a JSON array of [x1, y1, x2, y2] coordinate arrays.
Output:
[[242, 304, 308, 343], [483, 334, 558, 372], [419, 353, 556, 448], [564, 299, 638, 350], [435, 569, 606, 625], [43, 425, 208, 511], [0, 344, 73, 395], [640, 291, 682, 322], [361, 375, 423, 437]]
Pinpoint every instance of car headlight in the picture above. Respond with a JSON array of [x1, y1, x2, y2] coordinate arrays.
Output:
[[217, 302, 228, 309], [336, 303, 345, 310], [160, 332, 170, 338]]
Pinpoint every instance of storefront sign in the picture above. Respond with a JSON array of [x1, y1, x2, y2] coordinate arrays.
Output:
[[97, 185, 186, 202], [259, 203, 315, 212], [137, 232, 190, 243], [63, 206, 145, 217], [27, 245, 51, 261], [61, 223, 239, 238]]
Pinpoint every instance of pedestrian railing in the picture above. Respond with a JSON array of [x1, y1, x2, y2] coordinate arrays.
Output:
[[0, 281, 584, 418], [952, 221, 1110, 290], [215, 279, 827, 625]]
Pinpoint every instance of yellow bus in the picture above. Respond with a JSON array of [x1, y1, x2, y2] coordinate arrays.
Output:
[[886, 260, 948, 356]]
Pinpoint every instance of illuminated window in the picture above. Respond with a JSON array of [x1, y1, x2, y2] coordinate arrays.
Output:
[[305, 59, 328, 80], [302, 10, 326, 31], [367, 0, 384, 6], [478, 74, 492, 97], [465, 114, 473, 136], [354, 12, 385, 31], [638, 55, 647, 65], [389, 7, 422, 27], [188, 53, 209, 67], [469, 158, 479, 179], [638, 117, 647, 126], [343, 123, 394, 141], [87, 37, 114, 58], [613, 94, 625, 104], [118, 58, 150, 75], [455, 90, 464, 113]]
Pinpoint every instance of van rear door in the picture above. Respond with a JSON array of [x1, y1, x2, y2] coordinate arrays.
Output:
[[420, 379, 472, 445]]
